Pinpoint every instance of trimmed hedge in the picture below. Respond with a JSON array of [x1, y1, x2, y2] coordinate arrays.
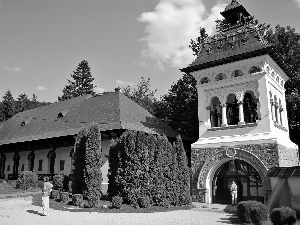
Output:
[[72, 128, 87, 195], [137, 197, 151, 208], [60, 192, 69, 202], [108, 130, 191, 207], [72, 194, 83, 206], [237, 201, 259, 223], [84, 124, 102, 207], [112, 196, 123, 209], [51, 189, 60, 200], [15, 171, 38, 190], [250, 203, 269, 225], [270, 206, 297, 225], [53, 174, 64, 191]]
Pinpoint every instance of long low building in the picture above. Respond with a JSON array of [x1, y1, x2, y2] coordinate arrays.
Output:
[[0, 89, 192, 192]]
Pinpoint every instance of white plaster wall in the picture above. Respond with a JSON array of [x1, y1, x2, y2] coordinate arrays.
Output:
[[18, 151, 30, 173], [34, 149, 51, 174], [287, 177, 300, 211], [54, 146, 73, 175]]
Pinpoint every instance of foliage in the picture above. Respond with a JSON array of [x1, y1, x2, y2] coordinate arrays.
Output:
[[1, 90, 15, 121], [72, 128, 87, 195], [15, 171, 38, 190], [52, 174, 64, 191], [156, 73, 198, 141], [270, 206, 297, 225], [108, 130, 191, 207], [58, 60, 96, 101], [84, 123, 102, 207], [189, 28, 208, 56], [236, 201, 259, 223], [72, 194, 83, 206], [62, 175, 70, 192], [60, 192, 69, 202], [249, 203, 269, 225], [51, 189, 60, 200], [137, 197, 151, 208], [121, 77, 158, 115], [111, 196, 123, 209]]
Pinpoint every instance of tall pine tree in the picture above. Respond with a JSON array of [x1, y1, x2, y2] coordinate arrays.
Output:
[[2, 90, 15, 121], [58, 60, 96, 101]]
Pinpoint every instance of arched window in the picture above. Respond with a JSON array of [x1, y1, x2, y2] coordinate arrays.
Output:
[[280, 80, 284, 87], [231, 70, 244, 78], [226, 94, 239, 125], [249, 66, 262, 74], [243, 92, 258, 123], [210, 97, 222, 127], [200, 77, 210, 84], [215, 73, 227, 81], [271, 71, 275, 78], [276, 76, 280, 83]]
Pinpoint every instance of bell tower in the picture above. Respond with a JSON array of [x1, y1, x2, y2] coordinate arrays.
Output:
[[181, 0, 299, 204]]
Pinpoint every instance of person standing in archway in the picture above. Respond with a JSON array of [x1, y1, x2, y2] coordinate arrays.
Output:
[[230, 181, 238, 206]]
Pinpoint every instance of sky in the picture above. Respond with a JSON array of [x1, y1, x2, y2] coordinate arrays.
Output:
[[1, 0, 300, 103]]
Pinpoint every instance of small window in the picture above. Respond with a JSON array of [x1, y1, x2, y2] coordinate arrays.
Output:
[[60, 160, 65, 171], [281, 80, 284, 87], [7, 165, 10, 172], [232, 70, 244, 78], [38, 160, 43, 171], [215, 73, 227, 81], [200, 77, 210, 84], [21, 164, 25, 171], [249, 66, 261, 74], [276, 76, 279, 83]]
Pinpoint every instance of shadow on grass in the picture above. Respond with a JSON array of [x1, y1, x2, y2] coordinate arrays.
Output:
[[26, 209, 45, 217], [31, 195, 194, 213]]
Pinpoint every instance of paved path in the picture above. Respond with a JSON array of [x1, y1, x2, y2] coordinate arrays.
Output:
[[0, 197, 237, 225]]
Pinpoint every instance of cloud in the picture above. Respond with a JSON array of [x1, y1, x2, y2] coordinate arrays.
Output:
[[116, 80, 134, 87], [94, 87, 105, 93], [138, 0, 226, 69], [37, 86, 48, 91], [5, 66, 22, 73], [294, 0, 300, 7]]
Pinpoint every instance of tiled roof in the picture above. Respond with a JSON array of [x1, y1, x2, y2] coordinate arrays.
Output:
[[268, 167, 300, 178], [0, 92, 189, 145]]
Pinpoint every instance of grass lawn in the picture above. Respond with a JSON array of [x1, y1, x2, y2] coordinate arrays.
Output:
[[0, 180, 41, 196]]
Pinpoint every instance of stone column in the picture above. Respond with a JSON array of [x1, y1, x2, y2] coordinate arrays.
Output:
[[221, 104, 228, 127], [275, 103, 280, 125], [279, 107, 284, 127], [206, 106, 212, 128], [270, 100, 276, 121], [238, 101, 245, 126]]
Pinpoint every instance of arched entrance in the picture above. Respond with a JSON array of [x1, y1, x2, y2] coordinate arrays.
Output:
[[212, 159, 264, 204]]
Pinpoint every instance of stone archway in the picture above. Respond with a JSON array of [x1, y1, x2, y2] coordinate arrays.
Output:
[[196, 148, 271, 203]]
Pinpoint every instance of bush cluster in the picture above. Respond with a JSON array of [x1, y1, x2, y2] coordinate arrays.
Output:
[[270, 206, 297, 225], [51, 189, 60, 199], [72, 194, 83, 206], [112, 196, 123, 209], [60, 192, 69, 202], [15, 171, 38, 190], [53, 174, 64, 191], [237, 201, 268, 224], [137, 197, 151, 208], [108, 131, 190, 207]]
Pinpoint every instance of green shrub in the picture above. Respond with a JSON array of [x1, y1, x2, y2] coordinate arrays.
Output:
[[60, 192, 69, 202], [53, 174, 64, 191], [72, 194, 83, 206], [72, 129, 87, 195], [15, 171, 38, 190], [250, 203, 269, 225], [270, 206, 297, 225], [112, 196, 123, 209], [137, 197, 151, 208], [237, 201, 259, 223], [84, 124, 102, 207], [51, 189, 60, 200], [62, 175, 69, 192]]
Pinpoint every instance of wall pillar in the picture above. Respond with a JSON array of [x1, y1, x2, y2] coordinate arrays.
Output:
[[275, 103, 281, 125], [221, 104, 228, 127], [238, 101, 245, 126], [271, 100, 276, 121]]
